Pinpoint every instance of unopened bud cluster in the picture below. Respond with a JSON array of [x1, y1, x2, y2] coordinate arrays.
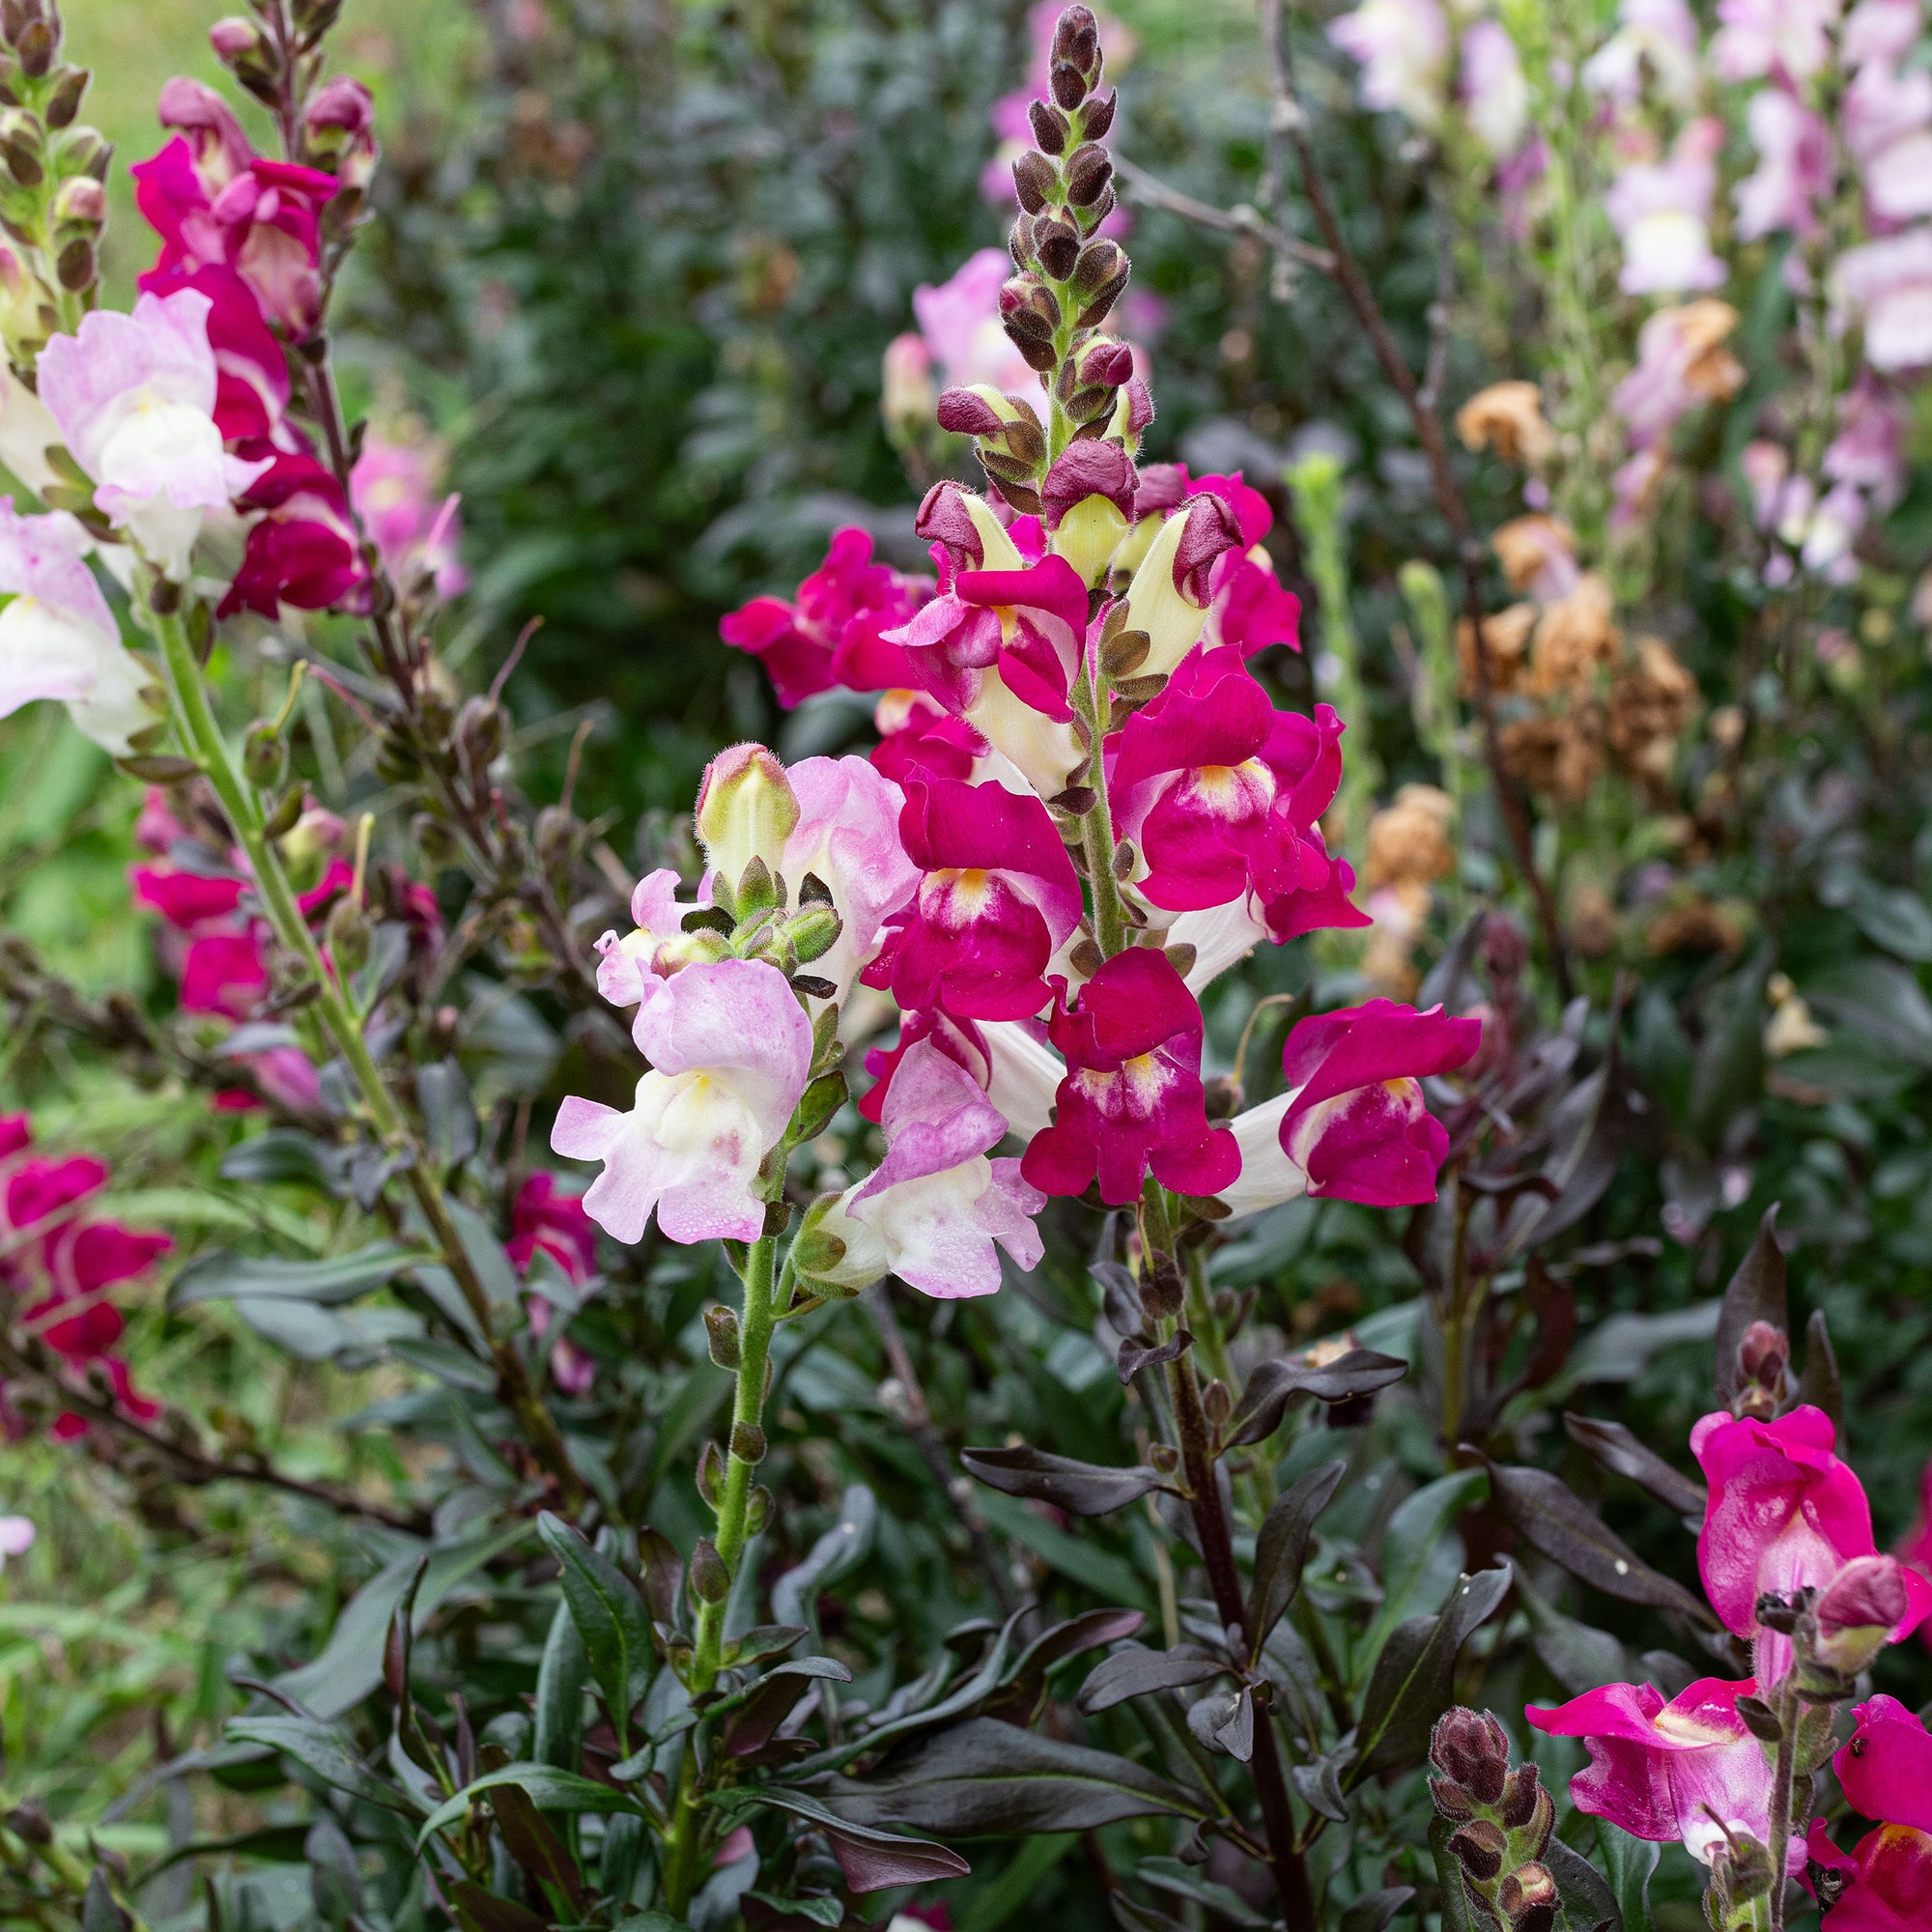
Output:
[[937, 6, 1144, 518], [1430, 1709, 1559, 1932], [0, 0, 105, 367]]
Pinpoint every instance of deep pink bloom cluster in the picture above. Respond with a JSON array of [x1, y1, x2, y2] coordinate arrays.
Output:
[[112, 75, 395, 616], [0, 1115, 169, 1440], [508, 1173, 599, 1395], [1530, 1403, 1932, 1877]]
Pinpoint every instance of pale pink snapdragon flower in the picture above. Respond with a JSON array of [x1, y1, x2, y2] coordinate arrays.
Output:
[[552, 956, 812, 1245], [911, 250, 1041, 402], [1709, 0, 1842, 83], [37, 288, 265, 579], [1328, 0, 1451, 128], [1833, 228, 1932, 370], [349, 434, 468, 600], [1581, 0, 1702, 105], [1734, 86, 1832, 240], [1605, 120, 1727, 296], [1459, 19, 1529, 159], [0, 501, 157, 754]]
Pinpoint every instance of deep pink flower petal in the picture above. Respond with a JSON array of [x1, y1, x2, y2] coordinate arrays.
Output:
[[1837, 1697, 1932, 1833]]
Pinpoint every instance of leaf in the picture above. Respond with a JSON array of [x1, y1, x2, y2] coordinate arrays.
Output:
[[813, 1717, 1208, 1833], [1138, 1855, 1271, 1927], [1077, 1643, 1224, 1715], [1599, 1821, 1659, 1932], [274, 1522, 532, 1719], [81, 1870, 119, 1932], [1562, 1414, 1707, 1519], [1289, 1745, 1353, 1822], [536, 1513, 654, 1747], [1212, 1685, 1255, 1761], [1358, 1467, 1490, 1674], [1714, 1204, 1786, 1408], [1352, 1566, 1511, 1778], [1808, 956, 1932, 1066], [1117, 1329, 1192, 1383], [1849, 879, 1932, 961], [771, 1484, 876, 1626], [748, 1891, 842, 1928], [737, 1787, 969, 1892], [1110, 1901, 1190, 1932], [962, 1444, 1169, 1517], [1796, 1307, 1841, 1429], [972, 1490, 1153, 1607], [224, 1715, 415, 1814], [533, 1597, 588, 1774], [169, 1240, 423, 1311], [1092, 1260, 1143, 1335], [1340, 1889, 1417, 1932], [446, 1881, 550, 1932], [721, 1657, 853, 1757], [1244, 1460, 1346, 1659], [1512, 1562, 1631, 1698], [489, 1781, 586, 1912], [1482, 1462, 1715, 1627], [418, 1059, 480, 1170], [415, 1763, 648, 1848], [1223, 1349, 1408, 1447], [1543, 1833, 1619, 1930], [1554, 1303, 1721, 1398]]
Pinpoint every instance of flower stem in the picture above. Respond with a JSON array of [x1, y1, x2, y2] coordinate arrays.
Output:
[[146, 591, 580, 1503], [1079, 669, 1129, 959], [663, 1230, 780, 1915], [1765, 1672, 1801, 1932]]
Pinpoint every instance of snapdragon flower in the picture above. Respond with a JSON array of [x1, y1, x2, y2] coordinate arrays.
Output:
[[553, 956, 812, 1245], [1804, 1699, 1932, 1928], [38, 289, 265, 579], [1581, 0, 1701, 105], [1605, 120, 1727, 296], [0, 501, 157, 755], [1328, 0, 1451, 128], [804, 1041, 1045, 1299]]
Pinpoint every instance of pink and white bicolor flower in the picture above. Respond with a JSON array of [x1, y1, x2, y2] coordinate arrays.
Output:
[[1527, 1677, 1803, 1873], [38, 289, 265, 579], [807, 1039, 1045, 1299], [1215, 999, 1481, 1216], [860, 1006, 1065, 1146], [551, 956, 811, 1245], [783, 754, 921, 1002], [1692, 1404, 1932, 1685], [593, 867, 718, 1031], [863, 776, 1082, 1022], [0, 500, 156, 754]]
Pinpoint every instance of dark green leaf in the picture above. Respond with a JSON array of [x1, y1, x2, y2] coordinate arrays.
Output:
[[489, 1781, 586, 1911], [418, 1059, 480, 1170], [533, 1597, 588, 1773], [1110, 1901, 1189, 1932], [1600, 1821, 1659, 1932], [770, 1483, 876, 1625], [1289, 1745, 1353, 1822], [1562, 1414, 1707, 1519], [1543, 1833, 1619, 1930], [1340, 1888, 1417, 1932], [1483, 1462, 1715, 1626], [1358, 1468, 1490, 1672], [1138, 1855, 1270, 1927], [1849, 879, 1932, 961], [536, 1513, 654, 1747], [814, 1716, 1207, 1833], [1513, 1563, 1631, 1698], [962, 1444, 1169, 1516], [1077, 1643, 1224, 1715], [224, 1715, 416, 1814], [1808, 957, 1932, 1066], [218, 1129, 351, 1194], [170, 1241, 424, 1310], [1244, 1460, 1345, 1658], [1224, 1349, 1408, 1448], [721, 1656, 852, 1756], [1430, 1817, 1480, 1932], [415, 1763, 648, 1847], [748, 1891, 842, 1928], [81, 1871, 119, 1932], [1353, 1567, 1511, 1777], [1713, 1204, 1785, 1409], [446, 1880, 550, 1932]]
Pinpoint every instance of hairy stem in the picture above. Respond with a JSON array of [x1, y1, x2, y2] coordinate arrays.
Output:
[[1765, 1671, 1800, 1932], [147, 593, 580, 1503]]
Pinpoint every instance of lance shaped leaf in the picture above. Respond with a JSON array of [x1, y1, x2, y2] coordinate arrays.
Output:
[[1563, 1413, 1707, 1519], [446, 1882, 549, 1932], [1713, 1203, 1785, 1409], [1601, 1822, 1659, 1932], [1340, 1889, 1417, 1932], [1077, 1643, 1225, 1715], [1543, 1833, 1619, 1930], [415, 1764, 648, 1848], [1224, 1349, 1408, 1448], [811, 1716, 1208, 1833], [1351, 1565, 1511, 1778], [536, 1513, 654, 1748], [735, 1788, 968, 1891], [225, 1715, 418, 1814], [962, 1444, 1170, 1516], [1796, 1307, 1841, 1429], [1244, 1460, 1346, 1660], [721, 1657, 852, 1758], [1481, 1460, 1715, 1626]]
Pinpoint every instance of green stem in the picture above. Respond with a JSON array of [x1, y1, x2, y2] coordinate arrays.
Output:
[[147, 591, 580, 1501], [664, 1230, 780, 1916], [1078, 669, 1129, 959], [1765, 1671, 1801, 1932]]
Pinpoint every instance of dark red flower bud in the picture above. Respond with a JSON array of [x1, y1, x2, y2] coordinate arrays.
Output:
[[936, 388, 1006, 437], [1033, 213, 1080, 280], [1172, 493, 1245, 603], [1029, 98, 1070, 155], [915, 481, 986, 566], [1065, 142, 1113, 207], [1135, 461, 1190, 516], [1051, 58, 1088, 110], [999, 273, 1061, 340], [1430, 1708, 1511, 1804], [1738, 1319, 1787, 1394], [1013, 149, 1058, 215], [1082, 88, 1117, 142], [1499, 1761, 1543, 1831], [1448, 1821, 1507, 1884], [1041, 439, 1138, 529]]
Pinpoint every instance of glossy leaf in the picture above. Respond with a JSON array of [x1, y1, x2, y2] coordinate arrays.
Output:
[[1544, 1833, 1619, 1930], [1077, 1643, 1224, 1715], [1562, 1414, 1707, 1519], [738, 1787, 970, 1891], [1223, 1349, 1408, 1448], [1244, 1460, 1345, 1659], [536, 1513, 653, 1747], [224, 1715, 416, 1814], [1352, 1566, 1511, 1778], [415, 1763, 649, 1848], [962, 1444, 1170, 1517]]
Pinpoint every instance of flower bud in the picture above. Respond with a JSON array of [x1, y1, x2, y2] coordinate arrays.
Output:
[[1735, 1318, 1787, 1415], [52, 236, 91, 294], [1081, 88, 1117, 142], [1031, 212, 1080, 281], [208, 14, 261, 57], [1000, 271, 1060, 342], [1028, 98, 1069, 154], [1012, 149, 1058, 215], [1496, 1861, 1558, 1931], [1431, 1708, 1511, 1804], [688, 1536, 731, 1604], [48, 172, 101, 230], [42, 62, 85, 128], [0, 105, 41, 185], [704, 1303, 741, 1369], [1811, 1553, 1911, 1675], [696, 744, 799, 904], [1069, 238, 1128, 327], [782, 901, 841, 965], [456, 695, 506, 771], [1448, 1820, 1507, 1884], [1043, 441, 1138, 585], [303, 74, 378, 187], [242, 719, 285, 786], [325, 895, 371, 978], [1064, 142, 1112, 207]]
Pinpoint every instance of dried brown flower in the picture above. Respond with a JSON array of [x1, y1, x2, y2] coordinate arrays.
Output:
[[1457, 602, 1537, 697], [1456, 381, 1555, 467], [1528, 574, 1620, 698]]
